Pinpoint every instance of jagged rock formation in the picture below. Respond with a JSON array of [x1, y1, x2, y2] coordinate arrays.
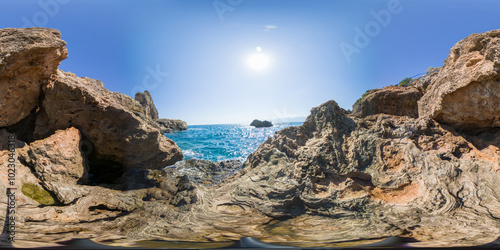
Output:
[[134, 90, 188, 134], [419, 30, 500, 130], [250, 119, 273, 128], [135, 91, 159, 120], [1, 28, 499, 248], [352, 86, 423, 118], [165, 159, 242, 185], [0, 28, 185, 245]]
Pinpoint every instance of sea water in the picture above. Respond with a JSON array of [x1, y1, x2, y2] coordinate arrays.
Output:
[[165, 122, 303, 163]]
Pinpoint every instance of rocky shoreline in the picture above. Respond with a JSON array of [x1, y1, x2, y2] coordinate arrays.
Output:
[[0, 28, 499, 247]]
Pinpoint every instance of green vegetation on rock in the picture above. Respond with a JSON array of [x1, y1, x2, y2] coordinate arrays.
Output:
[[21, 183, 59, 206], [398, 77, 413, 87]]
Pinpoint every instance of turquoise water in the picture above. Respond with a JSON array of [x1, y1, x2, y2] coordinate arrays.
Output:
[[165, 122, 302, 162]]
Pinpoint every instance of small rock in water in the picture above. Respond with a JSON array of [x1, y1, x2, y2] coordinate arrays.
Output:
[[250, 119, 273, 127]]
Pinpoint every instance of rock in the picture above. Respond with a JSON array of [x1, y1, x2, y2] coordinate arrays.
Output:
[[135, 91, 189, 134], [134, 91, 159, 120], [0, 129, 37, 207], [18, 127, 88, 204], [352, 86, 423, 118], [157, 118, 188, 133], [418, 29, 500, 130], [0, 28, 67, 127], [34, 70, 183, 169], [250, 119, 273, 128], [220, 99, 500, 245], [164, 159, 242, 185]]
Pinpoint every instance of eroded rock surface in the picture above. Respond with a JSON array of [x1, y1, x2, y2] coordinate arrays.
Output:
[[418, 29, 500, 130], [135, 91, 159, 120], [18, 127, 89, 204], [250, 119, 273, 128], [352, 86, 423, 118], [34, 70, 182, 169], [0, 28, 67, 127]]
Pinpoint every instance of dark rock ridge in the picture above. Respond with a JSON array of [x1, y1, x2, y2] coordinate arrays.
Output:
[[250, 119, 273, 128], [1, 28, 499, 248]]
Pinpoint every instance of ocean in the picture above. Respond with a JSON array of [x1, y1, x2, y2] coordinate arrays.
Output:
[[165, 122, 303, 163]]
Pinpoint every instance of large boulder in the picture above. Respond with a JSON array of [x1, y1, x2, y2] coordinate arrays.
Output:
[[352, 86, 423, 118], [0, 28, 67, 127], [135, 90, 159, 120], [418, 29, 500, 130], [18, 127, 88, 204], [34, 70, 183, 169]]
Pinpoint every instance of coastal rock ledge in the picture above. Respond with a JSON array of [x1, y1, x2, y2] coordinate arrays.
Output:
[[0, 28, 499, 248]]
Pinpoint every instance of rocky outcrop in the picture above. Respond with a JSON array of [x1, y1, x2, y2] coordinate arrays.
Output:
[[352, 86, 423, 118], [418, 30, 500, 130], [0, 28, 67, 127], [34, 70, 182, 169], [18, 127, 89, 204], [134, 91, 188, 134], [250, 119, 273, 128], [135, 91, 159, 120], [220, 98, 500, 245]]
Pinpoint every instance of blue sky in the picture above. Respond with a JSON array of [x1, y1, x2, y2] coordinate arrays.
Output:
[[2, 0, 500, 125]]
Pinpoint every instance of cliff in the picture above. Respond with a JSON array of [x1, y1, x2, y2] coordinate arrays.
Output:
[[0, 28, 499, 248]]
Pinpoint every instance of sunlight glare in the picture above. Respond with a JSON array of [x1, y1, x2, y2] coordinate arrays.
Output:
[[248, 54, 270, 70]]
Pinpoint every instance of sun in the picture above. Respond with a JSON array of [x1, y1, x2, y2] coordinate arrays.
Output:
[[248, 54, 270, 70], [247, 47, 270, 70]]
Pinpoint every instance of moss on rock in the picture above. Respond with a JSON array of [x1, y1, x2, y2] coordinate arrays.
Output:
[[21, 183, 58, 206]]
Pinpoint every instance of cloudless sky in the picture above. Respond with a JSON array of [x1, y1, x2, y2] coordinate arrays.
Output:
[[1, 0, 500, 125]]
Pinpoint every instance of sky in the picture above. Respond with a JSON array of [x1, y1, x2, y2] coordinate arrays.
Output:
[[1, 0, 500, 125]]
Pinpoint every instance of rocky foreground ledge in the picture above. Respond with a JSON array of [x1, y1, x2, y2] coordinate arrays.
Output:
[[0, 28, 499, 247]]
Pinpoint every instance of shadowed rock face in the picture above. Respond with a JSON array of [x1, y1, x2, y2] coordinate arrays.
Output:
[[33, 70, 183, 169], [352, 86, 423, 118], [419, 30, 500, 130]]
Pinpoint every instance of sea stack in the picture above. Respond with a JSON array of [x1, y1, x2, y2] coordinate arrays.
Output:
[[250, 119, 273, 128]]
